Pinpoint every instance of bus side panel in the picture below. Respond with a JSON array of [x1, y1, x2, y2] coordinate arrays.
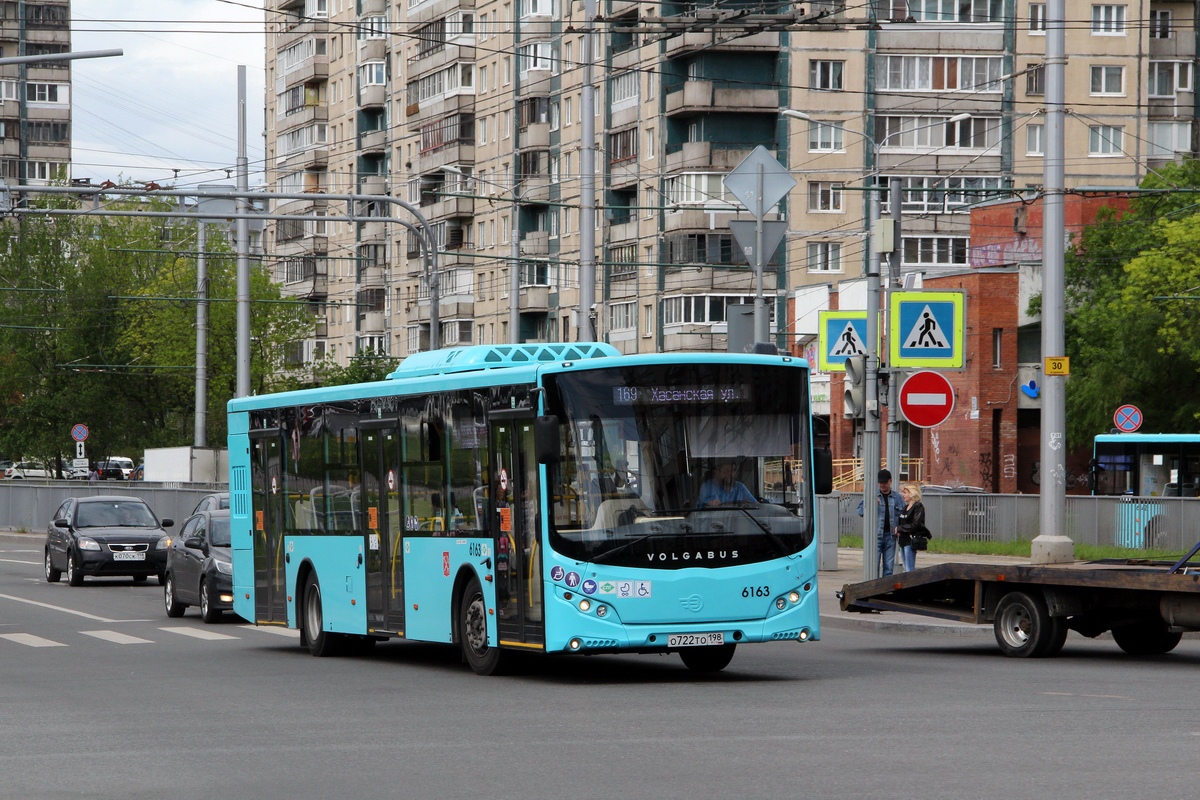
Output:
[[228, 412, 255, 623], [403, 537, 496, 644], [285, 536, 368, 635]]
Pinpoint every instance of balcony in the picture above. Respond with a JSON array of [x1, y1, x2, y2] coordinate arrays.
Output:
[[357, 37, 387, 63], [359, 220, 387, 244], [663, 29, 779, 57], [663, 141, 765, 173], [517, 70, 553, 97], [664, 208, 736, 233], [277, 19, 330, 52], [359, 84, 386, 109], [359, 129, 387, 155], [360, 0, 386, 12], [520, 231, 549, 256], [609, 158, 640, 188], [423, 192, 474, 219], [415, 140, 475, 174], [664, 81, 778, 116], [277, 103, 328, 131], [280, 56, 328, 88], [519, 285, 551, 312], [360, 311, 387, 333], [518, 122, 550, 149], [519, 175, 551, 203], [278, 146, 329, 171], [359, 265, 387, 288]]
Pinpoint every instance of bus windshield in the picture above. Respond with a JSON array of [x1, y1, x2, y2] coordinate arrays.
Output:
[[543, 362, 812, 568]]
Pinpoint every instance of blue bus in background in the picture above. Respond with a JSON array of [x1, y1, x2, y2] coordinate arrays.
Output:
[[1093, 434, 1200, 497], [228, 343, 831, 674]]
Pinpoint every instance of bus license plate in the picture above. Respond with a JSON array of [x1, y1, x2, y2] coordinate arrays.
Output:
[[112, 552, 145, 561], [668, 632, 724, 648]]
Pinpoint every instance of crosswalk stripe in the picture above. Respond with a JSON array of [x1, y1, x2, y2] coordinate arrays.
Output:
[[0, 632, 67, 648], [240, 624, 300, 638], [159, 626, 240, 641], [81, 630, 154, 645]]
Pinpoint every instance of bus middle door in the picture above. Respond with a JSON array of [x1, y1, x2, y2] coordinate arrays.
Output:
[[490, 412, 545, 649]]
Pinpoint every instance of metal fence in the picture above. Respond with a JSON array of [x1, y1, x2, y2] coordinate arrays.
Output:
[[822, 493, 1200, 552], [0, 481, 225, 534]]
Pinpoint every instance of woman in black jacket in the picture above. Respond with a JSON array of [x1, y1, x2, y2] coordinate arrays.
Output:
[[896, 483, 927, 572]]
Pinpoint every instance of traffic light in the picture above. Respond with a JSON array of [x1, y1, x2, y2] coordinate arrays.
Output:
[[844, 354, 867, 419]]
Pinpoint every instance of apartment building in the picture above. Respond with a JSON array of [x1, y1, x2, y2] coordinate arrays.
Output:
[[0, 0, 72, 185], [264, 1, 1192, 367]]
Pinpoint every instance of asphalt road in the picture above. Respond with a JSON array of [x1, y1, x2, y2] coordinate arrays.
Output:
[[2, 534, 1198, 800]]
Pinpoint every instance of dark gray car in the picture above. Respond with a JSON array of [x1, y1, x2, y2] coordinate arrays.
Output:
[[45, 496, 174, 586], [163, 510, 233, 623]]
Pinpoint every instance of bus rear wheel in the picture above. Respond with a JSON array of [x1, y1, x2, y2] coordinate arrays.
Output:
[[679, 644, 737, 673], [459, 576, 505, 675], [303, 573, 343, 657]]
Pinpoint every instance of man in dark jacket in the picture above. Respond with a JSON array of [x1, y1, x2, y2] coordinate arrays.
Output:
[[857, 469, 907, 577]]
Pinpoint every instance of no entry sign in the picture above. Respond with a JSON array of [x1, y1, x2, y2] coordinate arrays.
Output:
[[899, 371, 955, 428]]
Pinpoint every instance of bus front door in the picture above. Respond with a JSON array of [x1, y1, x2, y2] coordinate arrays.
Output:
[[491, 413, 545, 650], [250, 432, 287, 624], [361, 424, 405, 635]]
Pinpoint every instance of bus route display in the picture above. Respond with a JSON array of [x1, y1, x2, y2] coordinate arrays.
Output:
[[612, 385, 751, 406]]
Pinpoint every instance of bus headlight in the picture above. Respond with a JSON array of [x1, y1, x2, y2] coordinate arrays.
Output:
[[775, 597, 787, 610], [789, 591, 801, 604], [579, 599, 591, 612], [596, 605, 608, 618]]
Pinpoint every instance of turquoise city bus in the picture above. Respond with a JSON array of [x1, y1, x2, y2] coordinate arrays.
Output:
[[1093, 434, 1200, 497], [228, 343, 831, 674]]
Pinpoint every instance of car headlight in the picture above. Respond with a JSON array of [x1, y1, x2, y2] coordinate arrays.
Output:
[[78, 537, 101, 551], [155, 535, 170, 550], [215, 560, 232, 575]]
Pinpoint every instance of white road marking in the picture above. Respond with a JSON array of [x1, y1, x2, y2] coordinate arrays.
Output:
[[80, 630, 154, 645], [159, 626, 240, 641], [0, 558, 40, 565], [0, 633, 67, 648], [0, 592, 116, 622], [241, 624, 300, 638]]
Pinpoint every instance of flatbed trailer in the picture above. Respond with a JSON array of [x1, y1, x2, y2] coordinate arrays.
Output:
[[839, 543, 1200, 657]]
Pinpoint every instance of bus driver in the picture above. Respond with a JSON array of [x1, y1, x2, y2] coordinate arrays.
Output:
[[697, 459, 756, 507]]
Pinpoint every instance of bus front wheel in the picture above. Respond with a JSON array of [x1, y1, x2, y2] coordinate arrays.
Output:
[[459, 576, 505, 675], [303, 573, 343, 657]]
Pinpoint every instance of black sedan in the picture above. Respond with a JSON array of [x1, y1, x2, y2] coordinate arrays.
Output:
[[45, 496, 174, 586], [163, 510, 233, 623]]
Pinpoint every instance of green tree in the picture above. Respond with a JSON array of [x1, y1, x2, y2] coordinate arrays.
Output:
[[1064, 161, 1200, 445], [314, 349, 400, 387]]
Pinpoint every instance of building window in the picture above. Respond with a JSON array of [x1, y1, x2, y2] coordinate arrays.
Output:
[[904, 0, 1002, 22], [26, 82, 68, 103], [902, 236, 969, 268], [1028, 3, 1045, 33], [877, 56, 1003, 92], [1090, 5, 1125, 34], [808, 182, 844, 212], [1088, 125, 1123, 156], [808, 121, 844, 152], [882, 175, 1004, 214], [810, 60, 844, 91], [1150, 10, 1172, 39], [609, 70, 639, 110], [662, 294, 772, 326], [358, 61, 386, 87], [807, 242, 842, 272], [609, 128, 638, 164], [992, 329, 1003, 368], [518, 42, 552, 74], [1149, 62, 1192, 98], [1025, 64, 1044, 95], [877, 114, 1001, 150], [1089, 65, 1123, 95], [1148, 122, 1191, 158], [1026, 124, 1044, 156], [663, 172, 735, 208], [610, 301, 636, 331]]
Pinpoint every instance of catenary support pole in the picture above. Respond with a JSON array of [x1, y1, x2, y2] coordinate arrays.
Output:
[[577, 0, 597, 342], [885, 177, 902, 493], [862, 189, 882, 581], [194, 221, 208, 447], [235, 66, 251, 399], [1032, 0, 1074, 563]]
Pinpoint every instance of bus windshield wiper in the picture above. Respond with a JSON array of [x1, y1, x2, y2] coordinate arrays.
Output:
[[590, 520, 694, 564], [730, 506, 791, 556]]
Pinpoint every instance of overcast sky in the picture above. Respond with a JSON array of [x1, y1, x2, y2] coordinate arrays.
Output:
[[71, 1, 267, 187]]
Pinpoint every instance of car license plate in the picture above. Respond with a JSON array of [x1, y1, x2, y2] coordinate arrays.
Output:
[[111, 552, 145, 561], [667, 632, 724, 648]]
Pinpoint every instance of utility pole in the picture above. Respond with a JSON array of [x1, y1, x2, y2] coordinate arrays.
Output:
[[195, 220, 208, 447], [1033, 0, 1074, 563], [862, 189, 883, 581], [885, 177, 903, 491], [235, 65, 251, 398], [577, 0, 597, 342]]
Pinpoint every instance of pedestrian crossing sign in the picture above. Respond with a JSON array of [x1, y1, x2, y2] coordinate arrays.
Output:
[[889, 290, 965, 369], [818, 310, 870, 372]]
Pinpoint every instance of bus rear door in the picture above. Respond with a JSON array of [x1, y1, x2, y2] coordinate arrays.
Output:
[[490, 412, 545, 650], [361, 423, 405, 635], [249, 431, 288, 624]]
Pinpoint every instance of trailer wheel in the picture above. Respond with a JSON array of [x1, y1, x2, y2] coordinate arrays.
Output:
[[1112, 620, 1182, 656], [993, 591, 1055, 658]]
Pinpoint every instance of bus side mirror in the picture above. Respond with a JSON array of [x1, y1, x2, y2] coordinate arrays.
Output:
[[814, 447, 833, 495], [534, 416, 561, 464]]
